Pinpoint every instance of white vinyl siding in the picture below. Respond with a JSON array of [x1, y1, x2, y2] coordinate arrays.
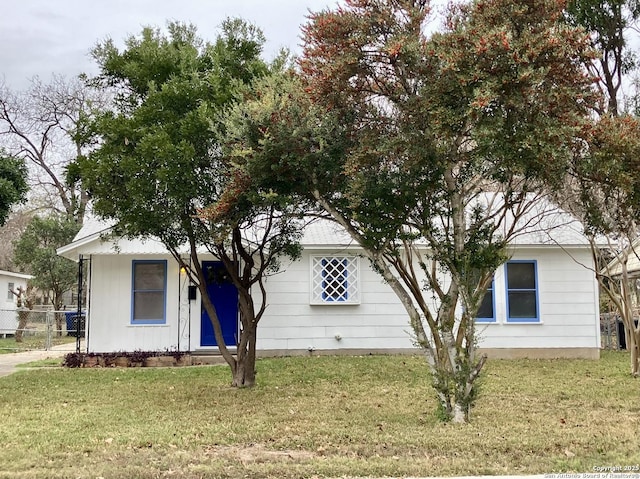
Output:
[[78, 247, 599, 355]]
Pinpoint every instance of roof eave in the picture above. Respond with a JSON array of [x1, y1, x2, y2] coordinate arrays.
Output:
[[56, 227, 113, 260], [0, 270, 33, 280]]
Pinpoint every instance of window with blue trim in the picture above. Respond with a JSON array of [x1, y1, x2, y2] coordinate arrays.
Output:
[[131, 260, 167, 324], [476, 279, 495, 322], [505, 261, 539, 322], [311, 256, 359, 304]]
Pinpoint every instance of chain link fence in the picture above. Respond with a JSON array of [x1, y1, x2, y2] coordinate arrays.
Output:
[[0, 308, 84, 353], [601, 313, 620, 350], [600, 312, 639, 350]]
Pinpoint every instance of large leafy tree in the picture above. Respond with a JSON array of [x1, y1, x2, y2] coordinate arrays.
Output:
[[563, 0, 640, 375], [582, 116, 640, 375], [226, 0, 596, 421], [0, 150, 28, 226], [81, 20, 302, 387], [566, 112, 640, 376], [13, 214, 79, 336], [566, 0, 640, 115]]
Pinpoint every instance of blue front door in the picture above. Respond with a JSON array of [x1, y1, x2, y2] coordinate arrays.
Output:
[[200, 261, 238, 347]]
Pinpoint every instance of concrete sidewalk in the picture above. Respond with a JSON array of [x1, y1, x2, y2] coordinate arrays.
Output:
[[0, 344, 72, 378]]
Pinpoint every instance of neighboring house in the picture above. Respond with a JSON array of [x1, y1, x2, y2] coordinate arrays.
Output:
[[0, 270, 32, 336], [600, 237, 640, 314], [601, 237, 640, 278], [57, 206, 601, 359]]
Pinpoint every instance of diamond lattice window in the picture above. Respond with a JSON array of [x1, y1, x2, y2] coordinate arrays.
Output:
[[311, 256, 360, 304]]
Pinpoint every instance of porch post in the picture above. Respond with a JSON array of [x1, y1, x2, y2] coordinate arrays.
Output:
[[76, 255, 84, 354]]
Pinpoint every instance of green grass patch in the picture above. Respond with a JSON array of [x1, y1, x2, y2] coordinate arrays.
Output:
[[0, 351, 637, 478], [0, 335, 76, 354], [14, 358, 63, 368]]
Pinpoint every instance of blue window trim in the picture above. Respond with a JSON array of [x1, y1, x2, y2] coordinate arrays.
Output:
[[131, 260, 167, 325], [475, 278, 496, 323], [504, 260, 540, 323], [321, 257, 348, 302]]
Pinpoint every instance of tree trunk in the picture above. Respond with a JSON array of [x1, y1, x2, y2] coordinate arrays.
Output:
[[185, 244, 263, 389], [55, 312, 64, 337], [452, 403, 467, 424], [232, 328, 257, 388], [430, 332, 487, 423], [630, 327, 639, 377], [432, 369, 481, 423], [54, 295, 65, 337], [618, 263, 640, 377], [14, 309, 29, 343]]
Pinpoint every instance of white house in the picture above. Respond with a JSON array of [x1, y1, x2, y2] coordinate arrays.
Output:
[[57, 207, 601, 359], [0, 270, 32, 336]]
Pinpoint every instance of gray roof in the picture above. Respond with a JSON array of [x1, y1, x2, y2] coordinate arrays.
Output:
[[58, 196, 590, 260], [0, 270, 32, 280]]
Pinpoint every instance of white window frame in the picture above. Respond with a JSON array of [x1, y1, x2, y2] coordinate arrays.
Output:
[[7, 282, 14, 301], [310, 255, 360, 305]]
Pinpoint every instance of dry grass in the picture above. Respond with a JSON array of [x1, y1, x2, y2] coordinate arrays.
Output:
[[0, 351, 637, 478]]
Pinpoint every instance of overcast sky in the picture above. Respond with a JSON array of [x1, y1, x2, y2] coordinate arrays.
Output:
[[0, 0, 337, 90]]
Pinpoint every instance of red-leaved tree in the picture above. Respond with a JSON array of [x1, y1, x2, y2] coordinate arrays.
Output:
[[226, 0, 598, 421]]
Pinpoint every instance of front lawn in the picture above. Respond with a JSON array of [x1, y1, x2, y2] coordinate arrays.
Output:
[[0, 335, 76, 354], [0, 352, 637, 478]]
